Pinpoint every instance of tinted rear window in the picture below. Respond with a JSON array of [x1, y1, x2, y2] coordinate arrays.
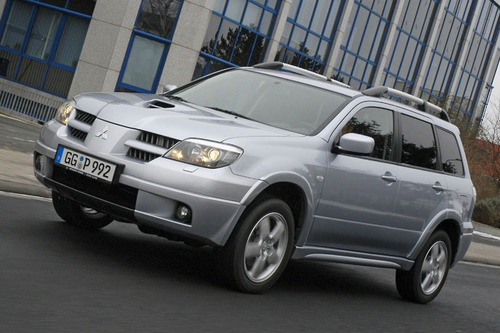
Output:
[[400, 115, 437, 170], [437, 127, 465, 176]]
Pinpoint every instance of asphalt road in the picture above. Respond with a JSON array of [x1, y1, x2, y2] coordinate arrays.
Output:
[[0, 113, 41, 152], [1, 194, 499, 332]]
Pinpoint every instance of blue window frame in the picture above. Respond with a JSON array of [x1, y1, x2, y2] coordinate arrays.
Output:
[[274, 0, 345, 74], [0, 0, 95, 97], [383, 0, 439, 93], [420, 0, 475, 106], [333, 0, 395, 90], [450, 0, 500, 120], [193, 0, 281, 79], [116, 0, 183, 93]]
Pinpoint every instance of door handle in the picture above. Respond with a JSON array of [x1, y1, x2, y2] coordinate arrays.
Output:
[[432, 183, 447, 192], [381, 172, 398, 183]]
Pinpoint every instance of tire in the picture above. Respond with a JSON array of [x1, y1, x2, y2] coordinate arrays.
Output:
[[51, 191, 113, 230], [216, 197, 294, 293], [396, 230, 452, 304]]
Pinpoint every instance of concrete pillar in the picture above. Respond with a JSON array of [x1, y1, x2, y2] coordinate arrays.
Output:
[[0, 0, 6, 15], [371, 1, 405, 87], [324, 0, 354, 79], [68, 0, 141, 97], [158, 0, 216, 91], [263, 0, 292, 63]]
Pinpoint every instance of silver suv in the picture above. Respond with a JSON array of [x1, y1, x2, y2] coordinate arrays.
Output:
[[34, 62, 475, 303]]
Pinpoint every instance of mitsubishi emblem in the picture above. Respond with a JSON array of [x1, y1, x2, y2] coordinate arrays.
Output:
[[95, 126, 108, 140]]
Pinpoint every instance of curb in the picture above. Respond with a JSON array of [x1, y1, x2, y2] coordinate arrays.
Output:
[[0, 179, 51, 198], [0, 108, 45, 127], [472, 221, 500, 238]]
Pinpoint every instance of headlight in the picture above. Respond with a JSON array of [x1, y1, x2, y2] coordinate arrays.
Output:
[[55, 101, 75, 125], [164, 139, 243, 168]]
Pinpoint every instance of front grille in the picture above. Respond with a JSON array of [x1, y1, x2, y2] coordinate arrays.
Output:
[[127, 131, 179, 162], [138, 131, 178, 148], [127, 148, 161, 162], [74, 109, 96, 124], [52, 165, 138, 210], [69, 127, 87, 140], [68, 109, 97, 141]]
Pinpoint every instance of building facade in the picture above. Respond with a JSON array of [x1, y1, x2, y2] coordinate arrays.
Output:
[[0, 0, 499, 124]]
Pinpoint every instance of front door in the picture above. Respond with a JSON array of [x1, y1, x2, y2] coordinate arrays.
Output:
[[308, 106, 405, 256]]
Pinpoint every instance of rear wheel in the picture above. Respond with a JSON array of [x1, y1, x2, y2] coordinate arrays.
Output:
[[396, 230, 451, 304], [52, 191, 113, 230], [216, 197, 294, 293]]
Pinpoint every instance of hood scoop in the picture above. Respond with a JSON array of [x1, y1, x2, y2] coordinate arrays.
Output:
[[147, 99, 175, 109]]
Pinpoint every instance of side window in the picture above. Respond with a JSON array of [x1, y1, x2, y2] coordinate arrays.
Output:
[[400, 115, 437, 170], [437, 128, 465, 176], [342, 107, 394, 160]]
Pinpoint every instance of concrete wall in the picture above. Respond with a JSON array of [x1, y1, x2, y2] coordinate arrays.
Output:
[[68, 0, 141, 97]]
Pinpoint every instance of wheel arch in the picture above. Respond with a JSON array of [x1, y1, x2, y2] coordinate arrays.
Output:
[[409, 212, 463, 268], [232, 173, 316, 247], [434, 219, 461, 267], [255, 182, 309, 241]]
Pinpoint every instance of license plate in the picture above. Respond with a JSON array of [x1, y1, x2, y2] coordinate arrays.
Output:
[[55, 146, 118, 183]]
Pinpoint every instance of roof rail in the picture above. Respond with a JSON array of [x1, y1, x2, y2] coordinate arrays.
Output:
[[363, 86, 450, 122], [253, 62, 350, 88]]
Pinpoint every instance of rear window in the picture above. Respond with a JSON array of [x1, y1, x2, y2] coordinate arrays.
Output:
[[436, 127, 465, 177], [400, 115, 437, 170]]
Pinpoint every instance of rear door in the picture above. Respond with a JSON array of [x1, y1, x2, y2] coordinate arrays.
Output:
[[391, 114, 449, 256]]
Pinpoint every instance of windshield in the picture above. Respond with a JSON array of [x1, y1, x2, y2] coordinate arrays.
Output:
[[168, 69, 350, 135]]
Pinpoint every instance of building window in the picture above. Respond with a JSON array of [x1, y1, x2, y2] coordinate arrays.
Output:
[[116, 0, 183, 93], [193, 0, 280, 79], [450, 0, 500, 120], [333, 0, 395, 90], [274, 0, 345, 74], [420, 0, 474, 106], [0, 0, 95, 97], [383, 0, 439, 93]]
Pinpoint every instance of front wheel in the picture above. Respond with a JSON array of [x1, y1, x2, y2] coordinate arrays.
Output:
[[396, 230, 452, 304], [216, 197, 294, 293], [52, 191, 113, 230]]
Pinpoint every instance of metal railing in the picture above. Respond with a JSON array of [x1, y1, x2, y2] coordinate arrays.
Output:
[[0, 80, 63, 123]]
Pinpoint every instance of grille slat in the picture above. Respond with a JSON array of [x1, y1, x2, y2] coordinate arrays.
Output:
[[127, 131, 179, 163], [69, 109, 97, 141], [75, 110, 96, 125], [69, 127, 88, 140]]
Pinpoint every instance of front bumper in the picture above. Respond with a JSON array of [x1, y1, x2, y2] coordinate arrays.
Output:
[[34, 121, 262, 246]]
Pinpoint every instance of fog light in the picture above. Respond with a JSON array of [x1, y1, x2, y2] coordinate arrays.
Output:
[[34, 153, 42, 171], [176, 205, 192, 223]]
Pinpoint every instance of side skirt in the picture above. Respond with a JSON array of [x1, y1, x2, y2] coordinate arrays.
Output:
[[292, 246, 415, 271]]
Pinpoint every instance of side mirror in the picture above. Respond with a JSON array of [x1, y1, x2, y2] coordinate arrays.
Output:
[[162, 84, 178, 94], [336, 133, 375, 155]]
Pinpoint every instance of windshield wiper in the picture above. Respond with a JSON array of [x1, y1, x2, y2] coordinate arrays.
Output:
[[207, 106, 252, 120]]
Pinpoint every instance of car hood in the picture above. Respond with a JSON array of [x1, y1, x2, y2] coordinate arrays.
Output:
[[75, 92, 297, 141]]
